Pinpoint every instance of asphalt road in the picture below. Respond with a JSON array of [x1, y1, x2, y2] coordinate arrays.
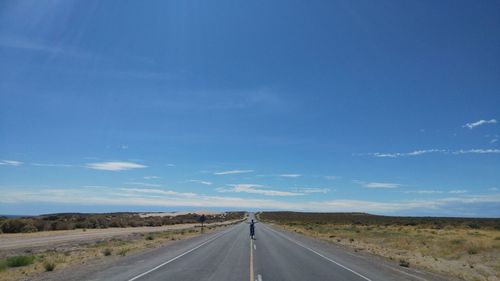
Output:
[[83, 214, 451, 281]]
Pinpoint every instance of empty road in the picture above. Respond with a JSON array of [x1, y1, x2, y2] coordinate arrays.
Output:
[[81, 214, 451, 281]]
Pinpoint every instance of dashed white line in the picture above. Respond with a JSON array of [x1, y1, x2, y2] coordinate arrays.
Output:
[[257, 274, 263, 281], [263, 225, 373, 281], [254, 243, 256, 250]]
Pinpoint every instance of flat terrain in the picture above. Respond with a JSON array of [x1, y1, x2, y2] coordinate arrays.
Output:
[[260, 212, 500, 281], [0, 220, 239, 253], [26, 214, 454, 281]]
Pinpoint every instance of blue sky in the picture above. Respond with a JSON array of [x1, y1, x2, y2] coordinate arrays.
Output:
[[1, 0, 499, 217]]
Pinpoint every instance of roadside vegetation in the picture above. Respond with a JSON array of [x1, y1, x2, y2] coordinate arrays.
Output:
[[259, 212, 500, 281], [0, 212, 245, 233], [0, 221, 241, 281]]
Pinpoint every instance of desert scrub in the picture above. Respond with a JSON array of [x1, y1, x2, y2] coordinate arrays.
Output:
[[102, 248, 112, 256], [399, 259, 410, 267], [43, 262, 56, 272], [5, 255, 35, 267]]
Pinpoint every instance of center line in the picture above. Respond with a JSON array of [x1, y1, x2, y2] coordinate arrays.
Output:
[[250, 239, 254, 281]]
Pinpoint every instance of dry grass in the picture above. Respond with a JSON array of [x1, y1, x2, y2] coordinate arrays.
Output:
[[277, 223, 500, 281], [0, 224, 229, 281]]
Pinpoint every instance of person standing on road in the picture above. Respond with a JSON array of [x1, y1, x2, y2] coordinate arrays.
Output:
[[250, 219, 255, 240]]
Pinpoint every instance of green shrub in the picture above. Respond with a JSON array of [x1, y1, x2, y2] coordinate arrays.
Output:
[[6, 255, 35, 267]]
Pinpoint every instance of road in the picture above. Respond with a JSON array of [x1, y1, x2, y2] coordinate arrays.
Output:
[[80, 214, 451, 281]]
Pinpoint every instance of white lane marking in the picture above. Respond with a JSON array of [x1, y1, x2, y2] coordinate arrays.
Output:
[[257, 274, 263, 281], [254, 243, 256, 250], [127, 226, 237, 281], [263, 225, 373, 281], [250, 238, 254, 281]]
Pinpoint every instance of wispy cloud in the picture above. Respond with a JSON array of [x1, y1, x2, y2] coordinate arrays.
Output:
[[144, 176, 160, 180], [214, 170, 254, 175], [187, 180, 213, 185], [452, 149, 500, 155], [279, 174, 301, 178], [324, 176, 339, 180], [449, 189, 467, 194], [368, 149, 446, 158], [121, 188, 197, 198], [296, 188, 331, 194], [405, 190, 444, 194], [489, 187, 498, 191], [2, 187, 499, 216], [463, 119, 497, 129], [0, 160, 23, 166], [86, 161, 147, 171], [365, 148, 500, 158], [31, 163, 73, 167], [216, 184, 303, 196], [125, 182, 161, 187], [354, 180, 401, 189]]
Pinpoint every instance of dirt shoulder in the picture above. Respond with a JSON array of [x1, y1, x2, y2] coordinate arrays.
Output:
[[0, 220, 241, 256]]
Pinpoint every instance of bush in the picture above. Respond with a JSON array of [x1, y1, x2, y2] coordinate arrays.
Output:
[[467, 246, 479, 255], [44, 262, 56, 271], [6, 255, 35, 267], [102, 248, 112, 256], [399, 259, 410, 267], [1, 220, 37, 233]]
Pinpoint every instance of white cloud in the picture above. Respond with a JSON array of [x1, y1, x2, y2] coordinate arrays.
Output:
[[1, 187, 499, 216], [324, 176, 339, 180], [366, 148, 500, 158], [279, 174, 301, 178], [188, 180, 213, 185], [297, 188, 330, 194], [463, 119, 497, 129], [31, 163, 73, 167], [452, 149, 500, 155], [405, 190, 443, 194], [167, 164, 176, 167], [489, 187, 498, 191], [449, 190, 467, 194], [85, 161, 147, 171], [354, 180, 401, 189], [0, 160, 23, 166], [216, 184, 303, 196], [121, 188, 197, 198], [125, 182, 161, 187], [214, 170, 254, 175], [144, 176, 160, 180], [369, 149, 446, 158]]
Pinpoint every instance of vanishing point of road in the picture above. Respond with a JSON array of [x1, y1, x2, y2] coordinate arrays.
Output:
[[82, 213, 451, 281]]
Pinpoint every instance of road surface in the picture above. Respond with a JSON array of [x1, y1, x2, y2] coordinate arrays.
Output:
[[80, 214, 451, 281]]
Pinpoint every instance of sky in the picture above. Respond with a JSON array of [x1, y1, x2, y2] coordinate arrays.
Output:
[[1, 0, 499, 217]]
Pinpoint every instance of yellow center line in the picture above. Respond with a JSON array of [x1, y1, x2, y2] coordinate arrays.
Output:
[[250, 238, 254, 281]]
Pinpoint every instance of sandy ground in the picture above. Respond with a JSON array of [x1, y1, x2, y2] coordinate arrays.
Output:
[[0, 220, 238, 253], [138, 211, 223, 218]]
